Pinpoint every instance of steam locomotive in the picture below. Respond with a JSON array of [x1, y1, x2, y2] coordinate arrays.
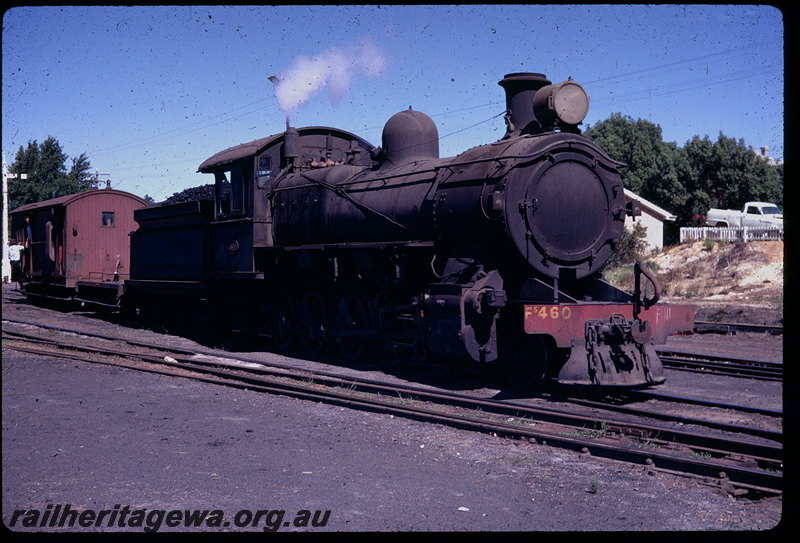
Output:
[[20, 72, 696, 390]]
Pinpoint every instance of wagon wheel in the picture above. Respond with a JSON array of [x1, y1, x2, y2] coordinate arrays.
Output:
[[374, 342, 401, 369], [298, 291, 328, 354], [261, 294, 295, 352], [334, 291, 368, 361], [501, 333, 550, 392]]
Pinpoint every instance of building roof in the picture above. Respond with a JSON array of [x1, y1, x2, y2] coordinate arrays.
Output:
[[10, 188, 149, 216], [624, 188, 676, 221]]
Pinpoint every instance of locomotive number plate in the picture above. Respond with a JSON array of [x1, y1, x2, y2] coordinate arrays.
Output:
[[525, 305, 573, 321]]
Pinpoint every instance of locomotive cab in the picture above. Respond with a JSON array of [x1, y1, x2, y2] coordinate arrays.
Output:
[[197, 126, 377, 278]]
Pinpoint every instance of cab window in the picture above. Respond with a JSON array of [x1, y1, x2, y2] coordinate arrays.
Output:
[[215, 173, 231, 215], [257, 155, 272, 188], [215, 163, 251, 217]]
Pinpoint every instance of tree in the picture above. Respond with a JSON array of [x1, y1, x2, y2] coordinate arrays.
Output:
[[585, 115, 783, 229], [8, 136, 95, 210], [68, 152, 96, 193], [584, 113, 687, 216], [682, 133, 783, 213], [603, 222, 648, 271]]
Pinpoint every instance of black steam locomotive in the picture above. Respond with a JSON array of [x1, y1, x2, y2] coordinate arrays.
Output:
[[111, 72, 694, 389]]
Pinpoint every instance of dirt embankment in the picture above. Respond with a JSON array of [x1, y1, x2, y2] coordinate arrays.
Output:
[[649, 240, 784, 326]]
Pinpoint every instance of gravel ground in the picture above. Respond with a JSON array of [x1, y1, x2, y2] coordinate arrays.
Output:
[[1, 285, 785, 532]]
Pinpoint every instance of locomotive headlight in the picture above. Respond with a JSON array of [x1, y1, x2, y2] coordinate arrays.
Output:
[[533, 80, 590, 128]]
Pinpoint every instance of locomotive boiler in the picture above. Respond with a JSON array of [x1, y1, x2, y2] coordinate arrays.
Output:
[[127, 72, 694, 390]]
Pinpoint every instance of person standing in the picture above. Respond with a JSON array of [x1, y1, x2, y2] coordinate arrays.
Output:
[[23, 215, 32, 273], [8, 238, 25, 290]]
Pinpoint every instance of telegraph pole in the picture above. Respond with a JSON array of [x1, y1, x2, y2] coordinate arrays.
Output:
[[2, 151, 28, 283], [91, 170, 111, 189]]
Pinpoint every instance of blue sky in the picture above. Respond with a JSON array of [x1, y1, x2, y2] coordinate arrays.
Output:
[[2, 5, 784, 202]]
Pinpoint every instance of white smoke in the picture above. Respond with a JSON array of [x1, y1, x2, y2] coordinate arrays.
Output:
[[272, 39, 387, 119]]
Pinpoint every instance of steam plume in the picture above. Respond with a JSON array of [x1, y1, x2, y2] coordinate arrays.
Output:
[[272, 39, 387, 119]]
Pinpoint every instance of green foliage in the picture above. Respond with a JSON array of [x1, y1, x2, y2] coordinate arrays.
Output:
[[7, 136, 95, 210], [604, 222, 648, 270], [585, 115, 783, 229], [681, 134, 783, 213]]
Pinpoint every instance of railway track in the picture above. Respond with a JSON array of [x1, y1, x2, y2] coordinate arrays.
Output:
[[693, 321, 782, 335], [656, 349, 783, 382], [2, 318, 782, 497]]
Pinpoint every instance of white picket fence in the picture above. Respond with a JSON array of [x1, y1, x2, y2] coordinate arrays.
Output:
[[680, 226, 784, 243]]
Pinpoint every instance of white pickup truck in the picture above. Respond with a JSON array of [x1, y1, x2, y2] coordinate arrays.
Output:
[[706, 201, 783, 228]]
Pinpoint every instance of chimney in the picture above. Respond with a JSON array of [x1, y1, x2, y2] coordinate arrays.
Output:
[[283, 126, 299, 168], [498, 72, 551, 138]]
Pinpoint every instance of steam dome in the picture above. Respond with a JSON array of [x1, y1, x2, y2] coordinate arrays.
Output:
[[381, 109, 439, 165]]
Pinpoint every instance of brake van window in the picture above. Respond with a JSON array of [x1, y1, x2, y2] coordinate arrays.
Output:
[[102, 212, 115, 227]]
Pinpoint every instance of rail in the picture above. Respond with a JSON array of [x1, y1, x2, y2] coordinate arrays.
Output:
[[2, 318, 783, 496], [693, 321, 782, 335], [680, 226, 783, 243]]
